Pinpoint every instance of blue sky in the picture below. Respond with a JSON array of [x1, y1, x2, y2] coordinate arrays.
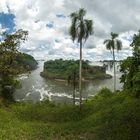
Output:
[[0, 13, 15, 33], [0, 0, 138, 61]]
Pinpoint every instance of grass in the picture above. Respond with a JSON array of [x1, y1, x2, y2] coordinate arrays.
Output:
[[0, 88, 140, 140]]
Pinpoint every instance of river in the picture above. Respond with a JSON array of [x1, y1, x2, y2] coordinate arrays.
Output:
[[14, 61, 123, 104]]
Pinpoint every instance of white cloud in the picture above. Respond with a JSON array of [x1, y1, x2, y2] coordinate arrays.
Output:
[[0, 0, 138, 60]]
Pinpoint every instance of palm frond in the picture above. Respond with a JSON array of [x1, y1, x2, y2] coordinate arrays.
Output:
[[103, 39, 110, 45], [78, 21, 86, 42], [69, 14, 79, 42], [79, 8, 86, 19], [104, 33, 123, 53], [106, 40, 112, 50], [69, 24, 77, 42], [69, 8, 93, 44], [84, 19, 93, 41], [111, 32, 118, 39], [116, 39, 122, 52], [70, 12, 77, 19]]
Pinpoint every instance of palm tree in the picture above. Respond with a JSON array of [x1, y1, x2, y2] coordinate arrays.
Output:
[[69, 8, 93, 108], [104, 32, 122, 92]]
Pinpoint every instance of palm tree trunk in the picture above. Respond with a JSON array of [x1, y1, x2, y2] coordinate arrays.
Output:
[[79, 40, 82, 109], [73, 73, 76, 106], [112, 49, 116, 92]]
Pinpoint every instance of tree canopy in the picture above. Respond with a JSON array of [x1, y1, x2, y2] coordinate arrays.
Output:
[[120, 31, 140, 97], [69, 8, 93, 43], [0, 29, 28, 100]]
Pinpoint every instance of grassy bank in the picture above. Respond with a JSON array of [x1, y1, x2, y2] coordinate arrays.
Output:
[[0, 88, 140, 140]]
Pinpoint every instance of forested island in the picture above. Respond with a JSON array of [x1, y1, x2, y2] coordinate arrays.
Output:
[[41, 59, 112, 81]]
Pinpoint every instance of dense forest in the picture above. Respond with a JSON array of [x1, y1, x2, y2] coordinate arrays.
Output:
[[16, 53, 38, 71]]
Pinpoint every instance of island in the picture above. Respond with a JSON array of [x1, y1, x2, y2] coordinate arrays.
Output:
[[40, 59, 112, 81]]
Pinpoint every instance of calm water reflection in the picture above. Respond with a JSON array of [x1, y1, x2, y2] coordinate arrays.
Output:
[[14, 61, 123, 104]]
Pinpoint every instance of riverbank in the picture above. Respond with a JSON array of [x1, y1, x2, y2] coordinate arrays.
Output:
[[0, 88, 139, 140]]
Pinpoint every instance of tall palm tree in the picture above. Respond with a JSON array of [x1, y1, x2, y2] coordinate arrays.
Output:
[[104, 32, 122, 92], [69, 8, 93, 108]]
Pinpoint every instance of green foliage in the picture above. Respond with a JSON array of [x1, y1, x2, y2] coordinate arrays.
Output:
[[0, 29, 28, 100], [104, 32, 122, 51], [132, 67, 140, 94], [0, 29, 28, 75], [0, 89, 140, 139], [16, 53, 38, 70], [69, 8, 93, 42], [42, 59, 86, 79], [97, 87, 113, 98], [120, 30, 140, 97]]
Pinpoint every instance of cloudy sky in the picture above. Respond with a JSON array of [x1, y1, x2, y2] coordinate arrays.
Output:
[[0, 0, 139, 61]]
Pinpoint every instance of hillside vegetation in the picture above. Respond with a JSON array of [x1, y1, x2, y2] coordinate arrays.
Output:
[[16, 53, 38, 71], [0, 88, 139, 140]]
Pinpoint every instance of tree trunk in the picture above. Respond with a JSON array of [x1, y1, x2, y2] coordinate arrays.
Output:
[[112, 49, 116, 92], [73, 72, 76, 106], [79, 40, 82, 109]]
